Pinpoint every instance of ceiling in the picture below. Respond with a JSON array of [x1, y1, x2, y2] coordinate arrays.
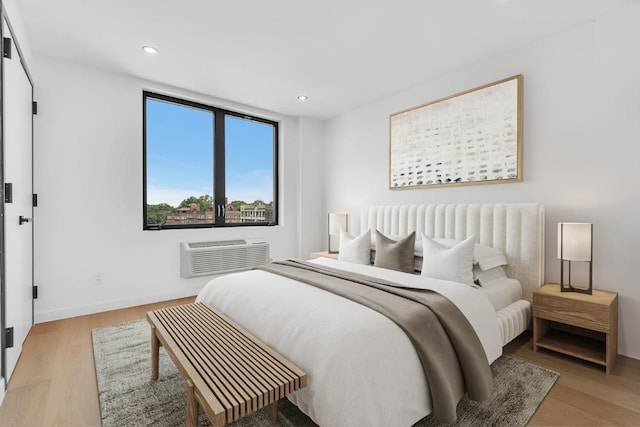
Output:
[[16, 0, 631, 119]]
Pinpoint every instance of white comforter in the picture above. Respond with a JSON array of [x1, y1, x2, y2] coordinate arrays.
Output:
[[196, 258, 502, 427]]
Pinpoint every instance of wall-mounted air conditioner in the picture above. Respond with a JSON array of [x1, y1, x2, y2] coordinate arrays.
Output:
[[180, 238, 270, 278]]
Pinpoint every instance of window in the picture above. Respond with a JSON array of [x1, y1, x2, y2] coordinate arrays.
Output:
[[143, 91, 278, 229]]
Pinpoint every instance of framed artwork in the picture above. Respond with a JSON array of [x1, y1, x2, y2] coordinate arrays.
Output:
[[389, 74, 523, 189]]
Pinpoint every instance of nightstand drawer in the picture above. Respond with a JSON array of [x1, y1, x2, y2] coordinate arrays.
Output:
[[533, 293, 610, 332]]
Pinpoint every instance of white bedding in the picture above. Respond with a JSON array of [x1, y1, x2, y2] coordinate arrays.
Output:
[[196, 258, 502, 427], [479, 278, 523, 311]]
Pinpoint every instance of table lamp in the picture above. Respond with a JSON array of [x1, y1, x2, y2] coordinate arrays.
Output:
[[328, 213, 348, 254], [557, 222, 593, 294]]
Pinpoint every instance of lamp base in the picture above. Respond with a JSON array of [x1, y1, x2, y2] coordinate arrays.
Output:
[[560, 259, 593, 295], [560, 283, 592, 295]]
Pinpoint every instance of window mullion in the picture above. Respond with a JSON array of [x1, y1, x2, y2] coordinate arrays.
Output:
[[213, 110, 226, 226]]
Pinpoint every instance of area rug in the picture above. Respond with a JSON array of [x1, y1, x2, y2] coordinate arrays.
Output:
[[92, 319, 558, 427]]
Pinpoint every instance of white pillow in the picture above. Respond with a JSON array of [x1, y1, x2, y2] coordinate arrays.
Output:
[[338, 229, 371, 264], [475, 246, 508, 271], [420, 234, 475, 287], [434, 238, 507, 271], [473, 265, 507, 287]]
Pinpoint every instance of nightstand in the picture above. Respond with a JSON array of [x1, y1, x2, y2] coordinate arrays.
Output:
[[309, 251, 339, 260], [533, 283, 618, 374]]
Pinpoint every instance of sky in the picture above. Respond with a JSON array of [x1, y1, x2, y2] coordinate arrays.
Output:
[[146, 98, 274, 207]]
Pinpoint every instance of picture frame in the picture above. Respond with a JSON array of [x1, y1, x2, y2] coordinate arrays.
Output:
[[389, 74, 523, 189]]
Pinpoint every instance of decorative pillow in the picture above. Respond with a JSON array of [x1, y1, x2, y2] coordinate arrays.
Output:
[[371, 233, 423, 257], [338, 229, 371, 264], [433, 238, 507, 271], [474, 246, 508, 271], [472, 264, 507, 287], [420, 234, 475, 287], [373, 231, 416, 273]]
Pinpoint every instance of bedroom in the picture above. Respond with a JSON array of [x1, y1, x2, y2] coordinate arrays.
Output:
[[0, 0, 638, 425]]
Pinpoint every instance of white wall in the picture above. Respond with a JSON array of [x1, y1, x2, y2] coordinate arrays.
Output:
[[297, 118, 326, 258], [32, 55, 310, 321], [323, 4, 640, 359]]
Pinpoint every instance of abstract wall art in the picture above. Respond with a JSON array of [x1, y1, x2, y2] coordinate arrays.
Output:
[[389, 75, 523, 189]]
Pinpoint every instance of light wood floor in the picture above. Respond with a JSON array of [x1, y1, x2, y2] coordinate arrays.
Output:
[[0, 297, 638, 426]]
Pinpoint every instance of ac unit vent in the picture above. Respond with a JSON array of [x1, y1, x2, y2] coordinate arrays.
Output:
[[180, 238, 270, 278], [188, 240, 246, 248]]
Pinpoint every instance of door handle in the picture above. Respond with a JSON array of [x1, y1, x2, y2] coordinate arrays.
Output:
[[19, 215, 31, 225]]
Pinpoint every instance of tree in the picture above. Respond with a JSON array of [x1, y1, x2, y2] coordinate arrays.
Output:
[[178, 195, 213, 211], [146, 203, 174, 225], [230, 200, 246, 210]]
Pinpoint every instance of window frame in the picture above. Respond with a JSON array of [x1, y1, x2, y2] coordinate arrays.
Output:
[[142, 91, 279, 230]]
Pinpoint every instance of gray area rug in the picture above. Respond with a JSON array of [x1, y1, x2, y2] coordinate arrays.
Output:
[[93, 319, 558, 427]]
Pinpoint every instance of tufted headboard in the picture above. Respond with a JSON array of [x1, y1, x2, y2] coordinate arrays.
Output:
[[360, 204, 545, 302]]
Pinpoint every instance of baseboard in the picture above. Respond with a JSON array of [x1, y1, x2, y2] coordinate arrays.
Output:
[[34, 286, 205, 323]]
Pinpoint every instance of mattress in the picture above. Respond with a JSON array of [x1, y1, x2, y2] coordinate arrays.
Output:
[[323, 257, 532, 348], [478, 277, 531, 345], [197, 258, 502, 427], [479, 277, 523, 311]]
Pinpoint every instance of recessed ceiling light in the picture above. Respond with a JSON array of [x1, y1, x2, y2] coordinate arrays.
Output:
[[297, 95, 309, 101], [142, 46, 159, 54]]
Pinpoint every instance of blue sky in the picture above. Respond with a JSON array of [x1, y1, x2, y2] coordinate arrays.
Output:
[[146, 98, 274, 207]]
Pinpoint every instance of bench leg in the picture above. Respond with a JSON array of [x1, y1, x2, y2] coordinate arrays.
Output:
[[186, 379, 199, 427], [151, 325, 159, 381], [268, 400, 279, 422]]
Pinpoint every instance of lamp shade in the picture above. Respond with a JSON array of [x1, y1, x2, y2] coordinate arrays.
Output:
[[328, 213, 348, 236], [557, 222, 592, 262]]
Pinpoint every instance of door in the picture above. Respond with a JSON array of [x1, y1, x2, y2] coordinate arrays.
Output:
[[1, 17, 34, 383]]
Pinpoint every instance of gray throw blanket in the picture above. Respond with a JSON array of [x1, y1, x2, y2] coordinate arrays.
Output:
[[257, 260, 493, 423]]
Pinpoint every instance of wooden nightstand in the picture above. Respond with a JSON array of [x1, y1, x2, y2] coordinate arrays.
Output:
[[309, 251, 339, 260], [533, 283, 618, 374]]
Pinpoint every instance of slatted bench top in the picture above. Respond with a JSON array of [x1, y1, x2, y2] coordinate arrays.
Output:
[[146, 302, 307, 426]]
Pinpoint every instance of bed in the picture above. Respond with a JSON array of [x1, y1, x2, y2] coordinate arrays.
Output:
[[196, 203, 544, 426]]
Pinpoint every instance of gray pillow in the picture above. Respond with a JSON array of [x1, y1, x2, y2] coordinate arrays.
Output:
[[373, 230, 416, 273]]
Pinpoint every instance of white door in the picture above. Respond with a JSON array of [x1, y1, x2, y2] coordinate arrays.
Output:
[[2, 19, 34, 383]]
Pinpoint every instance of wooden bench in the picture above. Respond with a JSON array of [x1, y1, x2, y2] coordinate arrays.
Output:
[[146, 302, 307, 426]]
